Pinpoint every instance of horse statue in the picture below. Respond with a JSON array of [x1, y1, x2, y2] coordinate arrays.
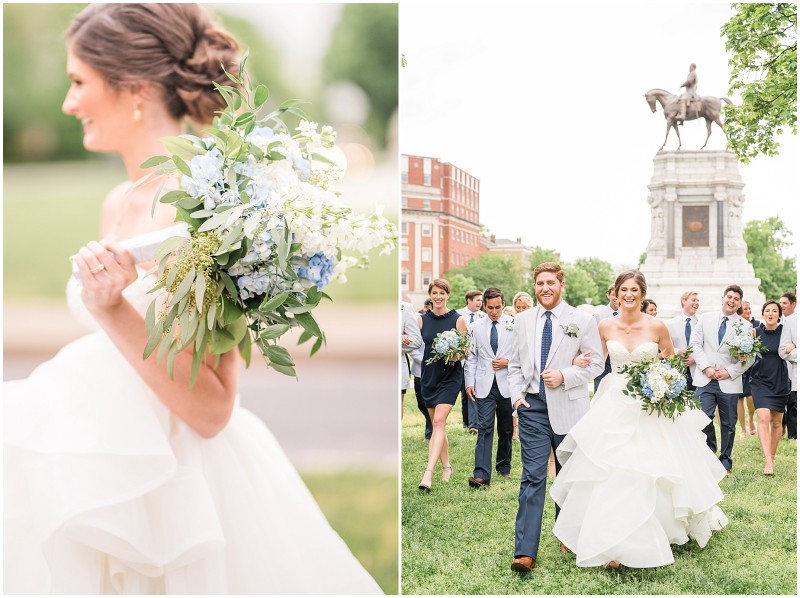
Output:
[[644, 88, 733, 151]]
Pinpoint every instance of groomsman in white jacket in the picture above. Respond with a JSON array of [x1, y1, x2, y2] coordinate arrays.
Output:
[[666, 290, 700, 389], [464, 288, 514, 488], [690, 284, 755, 473]]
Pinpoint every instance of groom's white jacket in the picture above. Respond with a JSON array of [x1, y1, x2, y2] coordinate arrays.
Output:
[[508, 302, 604, 435], [464, 313, 514, 398]]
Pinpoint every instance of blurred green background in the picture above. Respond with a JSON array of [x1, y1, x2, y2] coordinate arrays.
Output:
[[3, 3, 399, 593]]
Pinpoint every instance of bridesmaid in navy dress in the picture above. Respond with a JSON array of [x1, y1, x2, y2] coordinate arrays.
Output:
[[417, 279, 467, 491], [750, 300, 791, 476]]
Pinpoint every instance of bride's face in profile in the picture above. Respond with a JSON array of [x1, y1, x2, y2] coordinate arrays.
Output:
[[62, 49, 138, 153], [616, 278, 643, 312]]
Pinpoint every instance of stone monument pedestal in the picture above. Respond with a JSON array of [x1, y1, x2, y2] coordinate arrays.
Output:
[[639, 150, 764, 318]]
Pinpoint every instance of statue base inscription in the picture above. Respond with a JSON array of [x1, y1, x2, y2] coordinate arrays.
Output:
[[639, 150, 764, 318]]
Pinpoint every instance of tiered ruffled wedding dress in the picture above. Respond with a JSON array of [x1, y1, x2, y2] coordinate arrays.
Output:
[[4, 273, 383, 594], [550, 341, 728, 568]]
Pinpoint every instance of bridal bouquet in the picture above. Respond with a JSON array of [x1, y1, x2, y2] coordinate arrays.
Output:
[[140, 56, 396, 382], [619, 350, 700, 420], [724, 321, 766, 363], [426, 329, 472, 365]]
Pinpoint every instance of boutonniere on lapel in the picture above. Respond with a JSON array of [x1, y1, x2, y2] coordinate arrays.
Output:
[[561, 323, 579, 338], [505, 318, 514, 331], [477, 311, 486, 319]]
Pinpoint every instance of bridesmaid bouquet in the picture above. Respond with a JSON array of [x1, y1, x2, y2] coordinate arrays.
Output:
[[426, 330, 472, 365], [619, 351, 700, 420], [724, 321, 766, 363], [140, 56, 396, 382]]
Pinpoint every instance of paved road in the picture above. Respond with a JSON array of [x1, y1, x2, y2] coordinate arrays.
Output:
[[4, 302, 398, 473]]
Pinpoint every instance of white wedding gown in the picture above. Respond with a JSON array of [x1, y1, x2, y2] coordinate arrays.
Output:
[[4, 272, 383, 594], [550, 341, 728, 568]]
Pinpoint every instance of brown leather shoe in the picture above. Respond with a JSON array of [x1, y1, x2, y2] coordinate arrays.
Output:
[[511, 556, 535, 573], [468, 476, 490, 488]]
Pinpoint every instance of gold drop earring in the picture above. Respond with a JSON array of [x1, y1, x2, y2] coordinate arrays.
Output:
[[133, 103, 142, 122]]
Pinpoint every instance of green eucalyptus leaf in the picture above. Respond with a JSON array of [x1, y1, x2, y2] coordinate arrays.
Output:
[[294, 311, 324, 339], [265, 344, 295, 367], [155, 236, 189, 261], [172, 155, 192, 178], [210, 317, 247, 355], [268, 362, 297, 378], [141, 155, 170, 169], [310, 336, 324, 357], [172, 266, 196, 303], [254, 84, 269, 107], [143, 319, 165, 360], [195, 272, 207, 313], [259, 323, 291, 340], [221, 292, 244, 325], [259, 291, 290, 313], [159, 189, 188, 205], [162, 136, 203, 161]]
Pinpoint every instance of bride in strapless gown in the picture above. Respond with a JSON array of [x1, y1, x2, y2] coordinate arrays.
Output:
[[4, 273, 383, 594], [4, 5, 383, 593], [550, 271, 728, 569]]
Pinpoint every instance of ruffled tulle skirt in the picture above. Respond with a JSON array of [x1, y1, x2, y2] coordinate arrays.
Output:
[[4, 331, 382, 594], [550, 373, 728, 568]]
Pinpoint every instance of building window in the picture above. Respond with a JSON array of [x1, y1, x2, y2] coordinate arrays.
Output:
[[401, 221, 408, 234], [401, 196, 408, 208], [423, 158, 431, 186], [401, 269, 408, 286], [401, 246, 409, 261], [402, 155, 408, 183], [422, 247, 432, 262], [423, 199, 431, 210], [421, 223, 432, 237], [422, 271, 432, 287]]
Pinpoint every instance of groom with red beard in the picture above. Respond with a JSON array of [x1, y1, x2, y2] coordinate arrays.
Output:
[[507, 262, 603, 572]]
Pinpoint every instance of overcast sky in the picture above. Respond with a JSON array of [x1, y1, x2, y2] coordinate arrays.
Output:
[[400, 2, 798, 267]]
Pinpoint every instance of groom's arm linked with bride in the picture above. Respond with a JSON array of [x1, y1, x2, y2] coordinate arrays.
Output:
[[507, 266, 604, 572]]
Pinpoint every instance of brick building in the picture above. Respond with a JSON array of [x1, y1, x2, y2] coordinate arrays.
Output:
[[401, 154, 482, 303]]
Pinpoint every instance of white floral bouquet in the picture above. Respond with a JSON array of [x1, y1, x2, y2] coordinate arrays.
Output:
[[724, 321, 766, 363], [619, 350, 700, 420], [426, 329, 472, 365], [141, 56, 396, 382]]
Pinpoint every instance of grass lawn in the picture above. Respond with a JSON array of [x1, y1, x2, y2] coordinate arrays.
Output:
[[401, 387, 797, 595], [304, 470, 398, 595]]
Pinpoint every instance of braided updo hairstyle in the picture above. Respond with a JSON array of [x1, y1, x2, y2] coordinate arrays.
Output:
[[67, 3, 240, 125]]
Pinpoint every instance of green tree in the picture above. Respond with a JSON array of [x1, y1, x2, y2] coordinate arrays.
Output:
[[528, 246, 561, 272], [572, 257, 615, 305], [323, 4, 398, 150], [721, 3, 797, 163], [562, 265, 598, 307], [743, 216, 796, 299], [444, 273, 478, 309], [445, 253, 525, 303]]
